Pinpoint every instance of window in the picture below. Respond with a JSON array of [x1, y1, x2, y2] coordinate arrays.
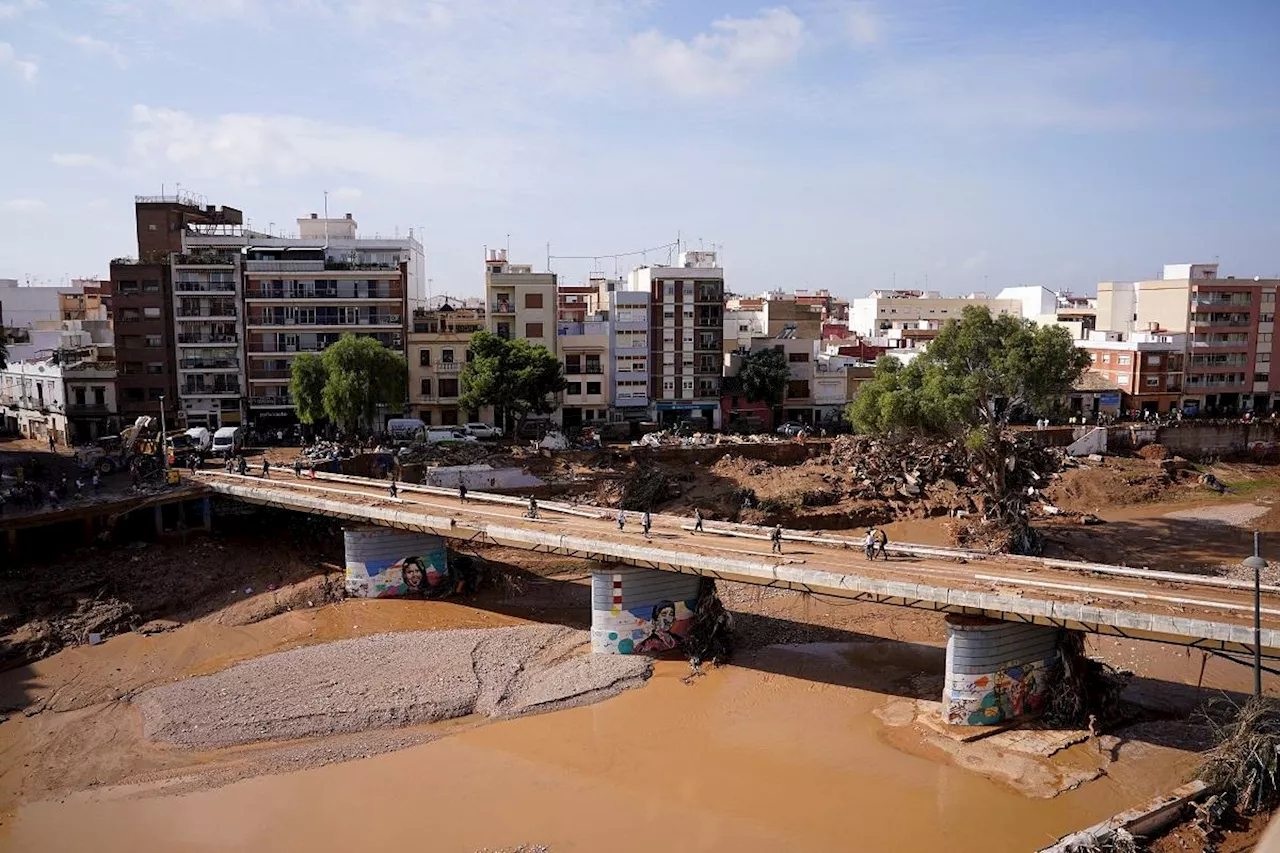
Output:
[[524, 292, 543, 309], [121, 334, 143, 349], [420, 409, 432, 425], [496, 322, 511, 340], [565, 355, 581, 373], [419, 349, 430, 366], [1117, 355, 1131, 365], [525, 322, 544, 338], [786, 380, 809, 398], [442, 348, 455, 364], [1265, 313, 1277, 323], [438, 378, 458, 398], [1262, 333, 1274, 344], [586, 382, 601, 395], [145, 334, 162, 347], [1102, 354, 1110, 363], [700, 355, 716, 372], [1256, 373, 1270, 383], [1146, 355, 1161, 366], [465, 348, 474, 363], [1261, 354, 1272, 363], [1146, 377, 1160, 387], [118, 280, 139, 294], [788, 352, 809, 363], [118, 308, 140, 322], [1116, 375, 1129, 384], [143, 306, 162, 319], [73, 388, 87, 405], [93, 387, 105, 405], [662, 378, 675, 393], [441, 408, 459, 426], [567, 382, 582, 395], [420, 378, 431, 396], [142, 279, 160, 293], [146, 362, 164, 375], [585, 356, 601, 374]]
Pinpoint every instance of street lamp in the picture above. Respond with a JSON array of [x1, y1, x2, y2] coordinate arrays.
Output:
[[159, 394, 168, 472], [1243, 529, 1267, 698]]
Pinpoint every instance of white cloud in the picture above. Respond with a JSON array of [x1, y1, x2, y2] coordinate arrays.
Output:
[[129, 104, 534, 191], [67, 33, 127, 67], [844, 3, 882, 46], [0, 0, 41, 21], [629, 7, 805, 96], [0, 42, 38, 82], [3, 198, 47, 211], [51, 153, 109, 168]]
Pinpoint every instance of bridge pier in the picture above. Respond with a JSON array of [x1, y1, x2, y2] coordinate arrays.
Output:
[[943, 615, 1062, 726], [343, 526, 449, 598], [590, 567, 702, 654]]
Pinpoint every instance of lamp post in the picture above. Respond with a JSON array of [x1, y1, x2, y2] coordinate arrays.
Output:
[[159, 394, 168, 472], [1243, 530, 1267, 698]]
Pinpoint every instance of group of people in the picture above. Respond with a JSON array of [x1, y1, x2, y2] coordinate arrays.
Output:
[[0, 459, 100, 515], [863, 527, 889, 560]]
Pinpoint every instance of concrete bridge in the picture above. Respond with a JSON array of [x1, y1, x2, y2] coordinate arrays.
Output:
[[196, 469, 1280, 726]]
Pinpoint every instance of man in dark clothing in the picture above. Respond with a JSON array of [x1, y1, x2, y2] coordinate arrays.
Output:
[[642, 511, 652, 539], [389, 474, 398, 498], [458, 478, 468, 503], [770, 524, 783, 554], [261, 458, 271, 479], [693, 508, 704, 534]]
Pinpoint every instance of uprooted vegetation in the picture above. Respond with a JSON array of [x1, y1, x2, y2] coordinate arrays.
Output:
[[1199, 697, 1280, 819]]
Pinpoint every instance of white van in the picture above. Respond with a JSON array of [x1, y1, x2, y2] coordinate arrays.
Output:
[[425, 428, 477, 445], [185, 427, 213, 453], [212, 426, 245, 457], [386, 418, 427, 444]]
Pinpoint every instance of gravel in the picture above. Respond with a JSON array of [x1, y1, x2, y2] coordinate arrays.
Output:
[[136, 625, 651, 749], [1162, 503, 1270, 527]]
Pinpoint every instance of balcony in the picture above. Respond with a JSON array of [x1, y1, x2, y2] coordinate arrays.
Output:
[[490, 301, 515, 314], [1185, 379, 1246, 389], [177, 307, 238, 319], [1190, 356, 1248, 368], [181, 384, 242, 397], [245, 260, 326, 273], [1190, 313, 1252, 328], [249, 395, 295, 408], [245, 286, 404, 300], [248, 315, 401, 327], [1192, 294, 1252, 308], [66, 402, 113, 415], [179, 358, 240, 370], [247, 341, 325, 354], [1191, 337, 1250, 348], [178, 333, 239, 345], [436, 361, 462, 373], [174, 280, 237, 294], [251, 369, 293, 379]]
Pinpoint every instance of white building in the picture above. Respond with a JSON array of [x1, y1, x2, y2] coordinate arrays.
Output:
[[849, 290, 1022, 338], [0, 359, 68, 445], [0, 279, 83, 331], [596, 278, 651, 418]]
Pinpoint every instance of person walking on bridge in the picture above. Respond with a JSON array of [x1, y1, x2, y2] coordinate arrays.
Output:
[[770, 524, 783, 554], [693, 507, 703, 534], [261, 458, 271, 479], [617, 509, 626, 532], [458, 477, 468, 504], [389, 473, 398, 499], [863, 529, 877, 560], [526, 496, 538, 519], [642, 510, 652, 539], [875, 527, 889, 561], [293, 458, 303, 478]]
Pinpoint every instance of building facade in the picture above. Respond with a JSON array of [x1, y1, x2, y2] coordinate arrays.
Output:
[[484, 249, 557, 351], [1080, 330, 1186, 415], [625, 251, 724, 428], [597, 280, 650, 419], [849, 290, 1022, 338], [407, 304, 485, 426]]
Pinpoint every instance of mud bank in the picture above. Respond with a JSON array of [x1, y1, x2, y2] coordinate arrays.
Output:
[[138, 625, 651, 749]]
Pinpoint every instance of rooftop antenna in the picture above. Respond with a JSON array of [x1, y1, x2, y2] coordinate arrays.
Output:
[[323, 190, 329, 249]]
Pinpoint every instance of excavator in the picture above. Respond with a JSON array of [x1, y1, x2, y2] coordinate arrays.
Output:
[[75, 416, 163, 477]]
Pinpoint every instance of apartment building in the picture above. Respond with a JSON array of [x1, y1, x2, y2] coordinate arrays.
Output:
[[596, 279, 650, 418], [484, 249, 557, 351], [1079, 330, 1186, 415], [1095, 263, 1280, 413], [849, 290, 1021, 338], [178, 212, 421, 429], [624, 251, 724, 428], [111, 195, 244, 423], [408, 303, 485, 426], [557, 281, 611, 429], [0, 345, 116, 444], [60, 280, 112, 322]]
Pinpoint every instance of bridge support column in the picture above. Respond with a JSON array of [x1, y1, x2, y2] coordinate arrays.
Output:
[[199, 497, 212, 532], [590, 566, 701, 654], [152, 504, 164, 537], [943, 615, 1061, 726], [343, 526, 449, 598]]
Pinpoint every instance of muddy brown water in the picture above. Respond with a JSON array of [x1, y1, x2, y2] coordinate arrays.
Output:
[[1, 648, 1196, 853]]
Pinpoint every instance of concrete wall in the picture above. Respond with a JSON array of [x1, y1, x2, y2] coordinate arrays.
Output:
[[1151, 422, 1280, 457], [590, 566, 702, 654], [343, 527, 448, 598], [943, 616, 1060, 726]]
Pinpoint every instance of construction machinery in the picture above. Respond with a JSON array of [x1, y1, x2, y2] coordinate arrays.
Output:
[[75, 416, 163, 476]]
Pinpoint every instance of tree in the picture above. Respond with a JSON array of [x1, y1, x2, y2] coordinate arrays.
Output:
[[847, 306, 1090, 551], [737, 347, 790, 407], [288, 335, 407, 432], [290, 352, 328, 425], [460, 331, 566, 435]]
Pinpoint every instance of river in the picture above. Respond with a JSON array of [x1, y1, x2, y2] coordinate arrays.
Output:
[[1, 642, 1196, 853]]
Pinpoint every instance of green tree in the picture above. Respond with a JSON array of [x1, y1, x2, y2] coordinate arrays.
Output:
[[847, 306, 1090, 551], [288, 335, 407, 432], [737, 347, 790, 407], [460, 331, 566, 435], [289, 352, 328, 425]]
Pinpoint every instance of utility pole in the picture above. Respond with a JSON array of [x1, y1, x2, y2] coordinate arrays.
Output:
[[159, 394, 168, 474], [1244, 530, 1266, 697]]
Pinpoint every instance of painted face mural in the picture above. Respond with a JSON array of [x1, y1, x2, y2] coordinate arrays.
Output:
[[632, 600, 684, 654]]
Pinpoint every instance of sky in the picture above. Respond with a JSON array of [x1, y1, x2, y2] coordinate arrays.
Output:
[[1, 0, 1279, 300]]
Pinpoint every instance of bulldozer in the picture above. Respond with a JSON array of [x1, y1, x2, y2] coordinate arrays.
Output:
[[76, 416, 162, 476]]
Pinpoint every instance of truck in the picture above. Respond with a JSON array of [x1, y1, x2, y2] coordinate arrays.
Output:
[[75, 416, 162, 476], [212, 426, 245, 458], [386, 418, 428, 444]]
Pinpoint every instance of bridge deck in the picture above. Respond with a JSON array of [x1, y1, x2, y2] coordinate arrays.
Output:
[[193, 471, 1280, 658]]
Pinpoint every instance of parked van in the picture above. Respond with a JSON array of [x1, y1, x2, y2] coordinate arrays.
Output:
[[386, 418, 427, 444], [425, 428, 477, 445], [185, 427, 213, 453], [212, 426, 245, 457]]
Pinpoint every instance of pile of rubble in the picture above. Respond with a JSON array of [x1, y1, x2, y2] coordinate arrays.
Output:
[[631, 430, 785, 449], [298, 440, 359, 463], [825, 435, 972, 505]]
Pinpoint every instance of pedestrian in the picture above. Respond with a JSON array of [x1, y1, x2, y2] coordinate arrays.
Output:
[[389, 475, 398, 499], [188, 454, 198, 474], [261, 458, 270, 479], [863, 528, 878, 560], [642, 510, 652, 539], [876, 527, 889, 560], [770, 524, 783, 554], [693, 507, 703, 533], [48, 488, 59, 507], [458, 478, 468, 504], [294, 458, 303, 478], [617, 509, 626, 531], [527, 495, 538, 519], [225, 456, 234, 474], [74, 478, 84, 497], [58, 475, 68, 499], [309, 462, 317, 479], [91, 472, 100, 492], [48, 433, 55, 452]]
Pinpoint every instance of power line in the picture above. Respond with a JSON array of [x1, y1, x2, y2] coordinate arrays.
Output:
[[548, 240, 680, 262]]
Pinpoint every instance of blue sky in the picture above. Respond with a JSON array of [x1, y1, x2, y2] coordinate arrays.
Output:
[[1, 0, 1278, 299]]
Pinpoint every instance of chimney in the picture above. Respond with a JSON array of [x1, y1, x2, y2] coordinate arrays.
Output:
[[310, 213, 318, 219], [345, 213, 352, 220]]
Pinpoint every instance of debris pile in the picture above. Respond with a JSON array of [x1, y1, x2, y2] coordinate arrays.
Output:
[[682, 578, 734, 671], [1044, 632, 1132, 728], [826, 435, 971, 504], [631, 429, 787, 449], [1199, 696, 1280, 819]]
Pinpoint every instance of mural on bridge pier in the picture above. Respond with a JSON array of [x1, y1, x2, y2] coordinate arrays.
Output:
[[591, 570, 702, 655], [343, 528, 454, 599], [946, 658, 1054, 726], [943, 616, 1061, 726]]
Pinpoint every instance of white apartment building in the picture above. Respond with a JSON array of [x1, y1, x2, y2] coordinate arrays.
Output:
[[849, 290, 1022, 338], [0, 279, 83, 331], [596, 278, 650, 418]]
